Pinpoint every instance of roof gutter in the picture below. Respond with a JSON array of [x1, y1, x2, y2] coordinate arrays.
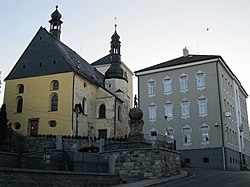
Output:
[[71, 72, 76, 135], [135, 59, 218, 76]]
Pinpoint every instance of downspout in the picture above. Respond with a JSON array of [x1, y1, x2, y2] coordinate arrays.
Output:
[[114, 97, 117, 137], [216, 60, 226, 170], [71, 73, 76, 136]]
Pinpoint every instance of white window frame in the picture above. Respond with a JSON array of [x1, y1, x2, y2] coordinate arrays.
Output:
[[181, 99, 190, 118], [163, 77, 172, 94], [179, 74, 188, 92], [147, 79, 156, 96], [148, 103, 157, 122], [165, 127, 174, 143], [164, 101, 173, 119], [182, 124, 192, 146], [196, 71, 205, 89], [198, 96, 208, 116], [200, 124, 210, 145]]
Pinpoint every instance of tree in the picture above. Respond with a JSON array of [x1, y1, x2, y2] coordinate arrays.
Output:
[[0, 104, 11, 140]]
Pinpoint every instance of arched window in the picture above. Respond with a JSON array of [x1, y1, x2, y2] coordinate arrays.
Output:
[[16, 97, 23, 113], [82, 98, 87, 115], [18, 84, 24, 94], [51, 80, 59, 90], [99, 104, 106, 118], [118, 106, 122, 121], [51, 95, 58, 111]]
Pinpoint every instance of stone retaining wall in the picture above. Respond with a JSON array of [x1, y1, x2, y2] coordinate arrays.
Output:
[[0, 167, 120, 187], [104, 148, 181, 179]]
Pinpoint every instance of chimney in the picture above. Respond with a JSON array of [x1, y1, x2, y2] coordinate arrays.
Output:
[[183, 47, 189, 57]]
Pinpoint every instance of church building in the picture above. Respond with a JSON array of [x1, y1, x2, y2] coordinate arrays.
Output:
[[3, 6, 133, 139]]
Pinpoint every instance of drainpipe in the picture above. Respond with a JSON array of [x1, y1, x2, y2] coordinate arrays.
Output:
[[114, 97, 117, 137], [216, 60, 226, 170], [71, 73, 76, 136]]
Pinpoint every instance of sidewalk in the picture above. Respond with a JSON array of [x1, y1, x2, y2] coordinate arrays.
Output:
[[112, 170, 188, 187]]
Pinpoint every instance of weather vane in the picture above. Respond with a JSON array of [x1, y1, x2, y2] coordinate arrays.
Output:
[[114, 17, 117, 30]]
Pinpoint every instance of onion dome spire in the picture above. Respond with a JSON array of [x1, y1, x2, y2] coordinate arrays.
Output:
[[105, 24, 127, 81], [49, 5, 63, 41]]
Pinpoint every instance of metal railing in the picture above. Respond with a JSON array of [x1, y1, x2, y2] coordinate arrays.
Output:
[[144, 134, 176, 150], [0, 148, 109, 173]]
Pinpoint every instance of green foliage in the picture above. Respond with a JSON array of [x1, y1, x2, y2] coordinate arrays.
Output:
[[0, 104, 11, 140]]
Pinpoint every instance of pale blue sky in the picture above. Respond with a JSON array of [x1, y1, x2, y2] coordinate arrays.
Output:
[[1, 0, 250, 116]]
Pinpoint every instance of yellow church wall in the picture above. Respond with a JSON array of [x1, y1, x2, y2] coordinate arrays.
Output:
[[72, 75, 116, 137], [72, 74, 129, 138], [4, 72, 74, 136]]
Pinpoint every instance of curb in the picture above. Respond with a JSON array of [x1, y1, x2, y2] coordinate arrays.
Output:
[[112, 170, 188, 187]]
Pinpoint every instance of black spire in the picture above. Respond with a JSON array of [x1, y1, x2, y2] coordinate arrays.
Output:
[[105, 25, 127, 81], [49, 6, 63, 41]]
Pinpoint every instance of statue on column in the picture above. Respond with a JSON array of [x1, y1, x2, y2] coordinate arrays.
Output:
[[128, 95, 144, 141]]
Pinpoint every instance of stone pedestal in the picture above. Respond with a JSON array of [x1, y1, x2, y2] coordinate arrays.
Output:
[[128, 107, 144, 142]]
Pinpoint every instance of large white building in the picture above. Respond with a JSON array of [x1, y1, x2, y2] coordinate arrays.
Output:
[[135, 49, 250, 170]]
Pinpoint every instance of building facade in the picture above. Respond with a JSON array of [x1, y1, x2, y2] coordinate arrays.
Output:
[[3, 7, 132, 139], [135, 49, 250, 170]]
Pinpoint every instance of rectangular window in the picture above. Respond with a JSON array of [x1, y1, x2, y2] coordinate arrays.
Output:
[[148, 105, 156, 121], [98, 129, 107, 139], [198, 98, 207, 115], [201, 126, 209, 143], [196, 72, 205, 88], [183, 127, 191, 143], [165, 102, 173, 118], [180, 75, 188, 91], [166, 129, 174, 143], [181, 100, 189, 117], [203, 157, 209, 163], [163, 78, 172, 93], [148, 81, 156, 96]]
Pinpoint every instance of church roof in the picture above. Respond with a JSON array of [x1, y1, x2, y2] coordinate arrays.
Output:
[[5, 27, 105, 87], [92, 54, 111, 66]]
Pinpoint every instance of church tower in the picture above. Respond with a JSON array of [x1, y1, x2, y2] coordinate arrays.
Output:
[[105, 25, 128, 102], [49, 6, 63, 41]]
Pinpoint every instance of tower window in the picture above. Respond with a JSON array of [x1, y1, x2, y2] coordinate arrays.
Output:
[[82, 98, 87, 115], [99, 104, 106, 118], [118, 106, 122, 121]]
